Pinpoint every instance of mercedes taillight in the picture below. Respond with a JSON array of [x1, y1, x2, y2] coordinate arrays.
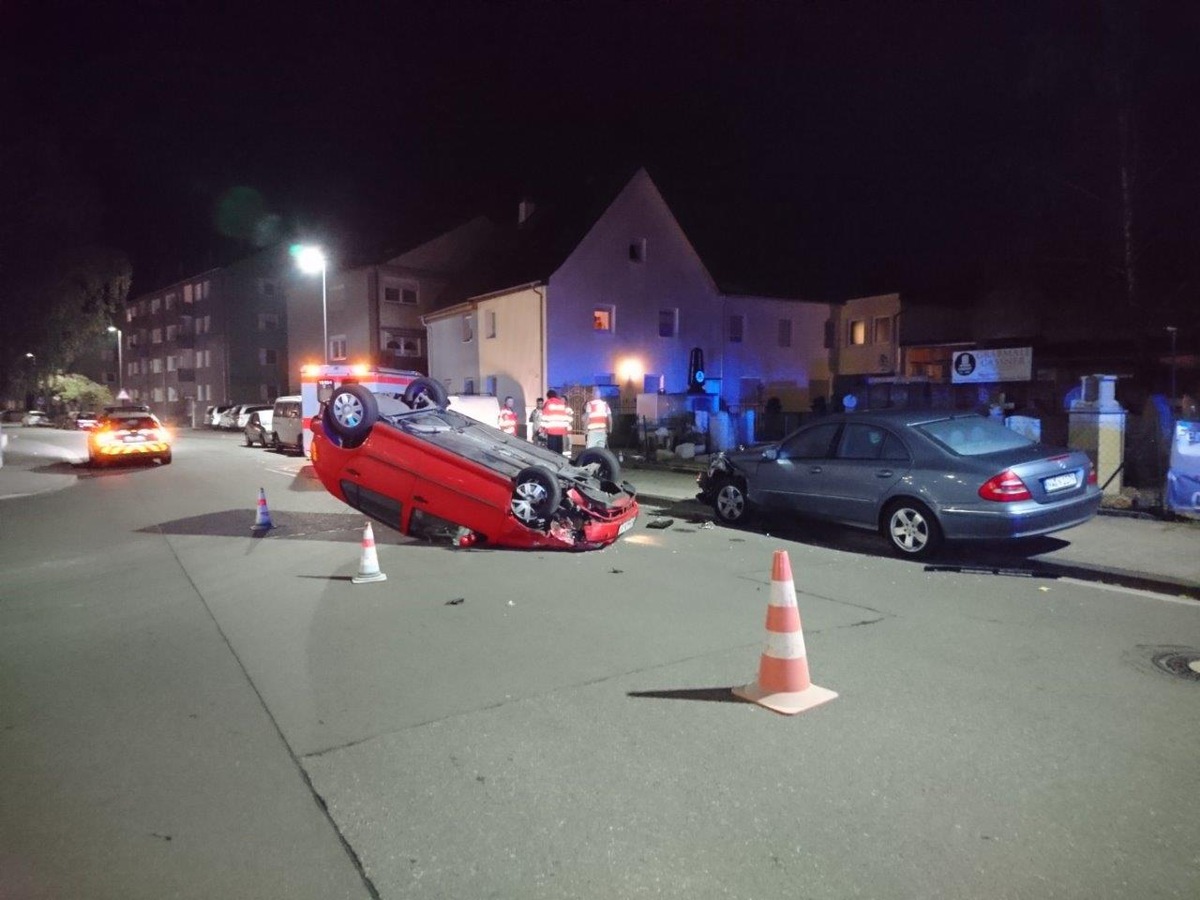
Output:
[[978, 469, 1032, 502]]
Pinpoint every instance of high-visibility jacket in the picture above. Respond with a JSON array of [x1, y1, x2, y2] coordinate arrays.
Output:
[[497, 407, 518, 435], [540, 397, 572, 436], [584, 398, 611, 432]]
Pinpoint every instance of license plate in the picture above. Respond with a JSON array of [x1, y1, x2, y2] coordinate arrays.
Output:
[[124, 435, 145, 443], [1043, 472, 1077, 493], [617, 517, 635, 535]]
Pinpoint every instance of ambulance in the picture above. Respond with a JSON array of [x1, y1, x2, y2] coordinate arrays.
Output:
[[298, 363, 502, 456]]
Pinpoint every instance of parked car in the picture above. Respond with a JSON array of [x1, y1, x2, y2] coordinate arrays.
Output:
[[205, 405, 233, 428], [88, 412, 172, 467], [20, 410, 51, 427], [697, 409, 1102, 559], [217, 405, 249, 430], [236, 404, 272, 430], [270, 395, 304, 454], [311, 378, 639, 550], [244, 409, 274, 448], [68, 411, 100, 430]]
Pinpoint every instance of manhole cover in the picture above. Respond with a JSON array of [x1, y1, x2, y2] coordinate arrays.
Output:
[[1151, 650, 1200, 682]]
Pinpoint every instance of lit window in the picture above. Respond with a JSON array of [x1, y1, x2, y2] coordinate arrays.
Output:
[[593, 306, 614, 332], [658, 308, 678, 338], [729, 315, 744, 343], [778, 319, 792, 348], [849, 320, 867, 345]]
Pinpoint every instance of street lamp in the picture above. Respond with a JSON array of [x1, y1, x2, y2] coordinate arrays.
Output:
[[1166, 325, 1178, 407], [107, 325, 123, 393], [292, 245, 328, 364]]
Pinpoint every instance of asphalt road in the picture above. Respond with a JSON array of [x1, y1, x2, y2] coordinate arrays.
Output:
[[2, 428, 1198, 899]]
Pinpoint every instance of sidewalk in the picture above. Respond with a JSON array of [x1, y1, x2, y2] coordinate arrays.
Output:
[[623, 458, 1200, 599]]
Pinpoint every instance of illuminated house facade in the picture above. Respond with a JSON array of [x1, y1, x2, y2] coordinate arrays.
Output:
[[422, 168, 833, 422]]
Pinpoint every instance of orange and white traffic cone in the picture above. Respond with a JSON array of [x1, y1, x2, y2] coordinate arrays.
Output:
[[733, 549, 837, 715], [252, 487, 273, 531], [352, 522, 388, 584]]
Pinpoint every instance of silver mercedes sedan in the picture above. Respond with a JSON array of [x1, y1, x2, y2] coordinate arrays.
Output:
[[697, 410, 1102, 559]]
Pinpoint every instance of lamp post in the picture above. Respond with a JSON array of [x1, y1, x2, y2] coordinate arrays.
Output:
[[24, 352, 37, 408], [107, 325, 123, 393], [1166, 325, 1178, 407], [292, 245, 328, 364]]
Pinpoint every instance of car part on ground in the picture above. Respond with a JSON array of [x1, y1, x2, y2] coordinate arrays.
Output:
[[313, 383, 638, 551], [697, 410, 1101, 560]]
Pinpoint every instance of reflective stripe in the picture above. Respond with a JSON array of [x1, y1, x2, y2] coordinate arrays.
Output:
[[585, 399, 610, 430], [763, 629, 807, 660]]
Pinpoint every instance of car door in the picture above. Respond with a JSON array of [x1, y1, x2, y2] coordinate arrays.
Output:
[[749, 421, 842, 517], [816, 422, 912, 525]]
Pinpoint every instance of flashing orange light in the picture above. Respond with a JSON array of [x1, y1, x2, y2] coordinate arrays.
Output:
[[301, 364, 320, 377], [350, 363, 369, 376]]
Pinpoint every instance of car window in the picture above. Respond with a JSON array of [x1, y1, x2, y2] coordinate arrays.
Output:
[[779, 422, 841, 460], [919, 417, 1034, 456], [836, 423, 909, 462]]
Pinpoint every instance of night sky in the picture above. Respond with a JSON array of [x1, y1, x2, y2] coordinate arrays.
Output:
[[5, 1, 1199, 315]]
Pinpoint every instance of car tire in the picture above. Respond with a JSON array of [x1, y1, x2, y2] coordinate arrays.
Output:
[[883, 499, 942, 559], [160, 450, 172, 465], [511, 466, 562, 525], [269, 432, 280, 451], [713, 478, 752, 525], [402, 377, 449, 410], [574, 447, 621, 483], [244, 430, 254, 447], [324, 384, 378, 447]]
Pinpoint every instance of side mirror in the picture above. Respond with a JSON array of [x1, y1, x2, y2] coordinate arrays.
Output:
[[762, 446, 778, 461]]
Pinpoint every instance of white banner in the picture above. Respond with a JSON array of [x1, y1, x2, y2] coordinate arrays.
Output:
[[951, 347, 1032, 383]]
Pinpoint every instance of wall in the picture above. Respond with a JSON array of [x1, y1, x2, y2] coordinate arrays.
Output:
[[721, 294, 832, 411], [425, 304, 481, 396], [475, 287, 545, 422], [835, 292, 901, 377]]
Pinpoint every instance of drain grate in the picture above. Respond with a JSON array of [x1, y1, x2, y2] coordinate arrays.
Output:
[[1151, 649, 1200, 682]]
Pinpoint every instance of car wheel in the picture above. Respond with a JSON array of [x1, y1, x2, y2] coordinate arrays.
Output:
[[244, 430, 254, 447], [511, 466, 562, 525], [269, 432, 280, 451], [402, 377, 449, 410], [574, 447, 621, 483], [883, 499, 942, 559], [324, 384, 379, 447], [160, 450, 173, 465], [713, 478, 752, 525]]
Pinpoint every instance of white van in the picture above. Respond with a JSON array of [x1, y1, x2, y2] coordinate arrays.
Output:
[[270, 395, 304, 454]]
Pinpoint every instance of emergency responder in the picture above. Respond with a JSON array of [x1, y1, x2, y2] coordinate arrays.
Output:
[[529, 397, 545, 445], [498, 396, 518, 435], [540, 390, 572, 455], [584, 387, 613, 448]]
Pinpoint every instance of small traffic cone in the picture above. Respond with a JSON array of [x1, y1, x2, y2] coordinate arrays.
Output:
[[252, 487, 273, 531], [733, 550, 837, 715], [352, 522, 388, 584]]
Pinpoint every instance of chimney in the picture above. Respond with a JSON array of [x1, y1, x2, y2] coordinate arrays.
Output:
[[518, 198, 536, 225]]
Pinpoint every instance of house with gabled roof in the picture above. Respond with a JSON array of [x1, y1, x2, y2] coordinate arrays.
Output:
[[421, 167, 834, 427]]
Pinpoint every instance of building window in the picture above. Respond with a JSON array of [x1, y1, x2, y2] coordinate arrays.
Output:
[[258, 349, 278, 365], [658, 308, 678, 338], [257, 312, 279, 331], [183, 284, 193, 304], [593, 306, 614, 332], [152, 387, 164, 403], [127, 361, 137, 376], [165, 293, 176, 310], [150, 297, 161, 313], [729, 315, 744, 343], [151, 358, 163, 374], [848, 320, 867, 346], [167, 386, 178, 401], [873, 316, 893, 344], [166, 324, 178, 341], [330, 336, 347, 360], [383, 281, 419, 305], [152, 328, 163, 344], [126, 307, 135, 323], [485, 310, 497, 339], [167, 356, 177, 372], [777, 319, 792, 348], [461, 315, 474, 343], [629, 238, 646, 263], [201, 280, 210, 299]]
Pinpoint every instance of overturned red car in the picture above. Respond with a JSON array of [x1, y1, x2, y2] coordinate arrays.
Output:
[[309, 378, 639, 550]]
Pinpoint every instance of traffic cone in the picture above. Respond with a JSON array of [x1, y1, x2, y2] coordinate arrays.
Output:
[[252, 487, 273, 531], [732, 550, 837, 715], [352, 522, 388, 584]]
